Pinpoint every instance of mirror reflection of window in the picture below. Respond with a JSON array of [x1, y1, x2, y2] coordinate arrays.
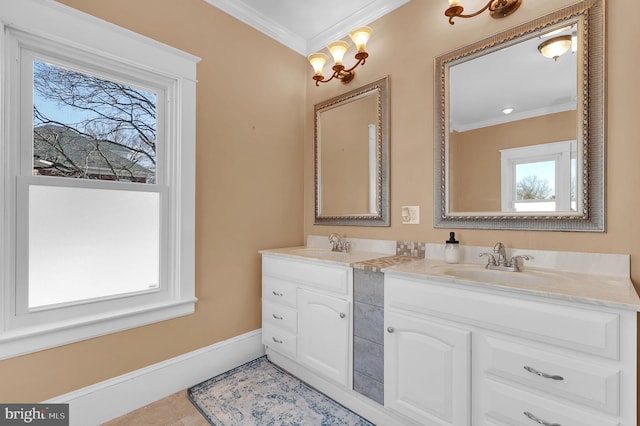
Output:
[[515, 160, 556, 211], [500, 140, 576, 212], [368, 124, 377, 214]]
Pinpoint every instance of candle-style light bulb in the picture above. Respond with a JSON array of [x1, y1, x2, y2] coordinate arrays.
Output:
[[328, 41, 349, 65], [308, 53, 327, 76], [349, 27, 372, 53]]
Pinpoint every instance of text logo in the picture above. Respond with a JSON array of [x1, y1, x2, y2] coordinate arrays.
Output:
[[0, 404, 68, 425]]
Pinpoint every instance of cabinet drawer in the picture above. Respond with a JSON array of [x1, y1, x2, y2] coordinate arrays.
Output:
[[480, 336, 620, 415], [263, 276, 297, 308], [482, 380, 618, 426], [262, 325, 296, 359], [263, 255, 349, 295], [262, 300, 297, 333], [386, 275, 619, 358]]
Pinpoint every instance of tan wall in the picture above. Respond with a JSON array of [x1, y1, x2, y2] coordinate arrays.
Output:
[[450, 110, 577, 211], [0, 0, 306, 402], [304, 0, 640, 284]]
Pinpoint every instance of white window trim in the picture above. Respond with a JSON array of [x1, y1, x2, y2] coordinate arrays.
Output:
[[0, 0, 200, 359], [500, 140, 576, 212]]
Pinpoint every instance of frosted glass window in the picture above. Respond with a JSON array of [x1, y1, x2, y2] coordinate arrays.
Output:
[[28, 185, 160, 309], [1, 4, 197, 359]]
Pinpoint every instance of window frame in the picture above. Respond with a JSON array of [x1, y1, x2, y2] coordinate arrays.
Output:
[[500, 140, 577, 213], [0, 0, 200, 359]]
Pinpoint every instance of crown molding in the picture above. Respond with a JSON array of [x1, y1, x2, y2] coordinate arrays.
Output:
[[203, 0, 410, 56], [306, 0, 410, 55], [203, 0, 307, 55], [451, 102, 577, 132]]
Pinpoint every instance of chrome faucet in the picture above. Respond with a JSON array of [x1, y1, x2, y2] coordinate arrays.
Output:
[[479, 242, 531, 272], [493, 242, 508, 267], [328, 233, 351, 252]]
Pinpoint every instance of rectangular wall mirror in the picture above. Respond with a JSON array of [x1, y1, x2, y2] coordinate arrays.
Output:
[[434, 0, 604, 231], [314, 76, 389, 226]]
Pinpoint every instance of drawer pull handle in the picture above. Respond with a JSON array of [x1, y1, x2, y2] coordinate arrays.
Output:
[[272, 337, 283, 344], [339, 312, 346, 318], [524, 366, 564, 381], [524, 411, 561, 426], [387, 327, 395, 333], [272, 291, 283, 297], [272, 314, 283, 320]]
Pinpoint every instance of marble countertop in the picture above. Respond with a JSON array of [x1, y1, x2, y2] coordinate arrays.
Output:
[[353, 255, 419, 272], [260, 244, 640, 311], [259, 246, 391, 266], [383, 258, 640, 311]]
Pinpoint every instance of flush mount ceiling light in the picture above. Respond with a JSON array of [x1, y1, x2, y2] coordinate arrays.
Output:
[[308, 27, 372, 86], [538, 35, 573, 60], [445, 0, 522, 25], [502, 107, 514, 114]]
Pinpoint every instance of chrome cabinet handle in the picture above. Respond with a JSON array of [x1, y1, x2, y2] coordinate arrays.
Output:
[[387, 327, 394, 333], [524, 411, 561, 426], [524, 366, 564, 381], [339, 312, 346, 318], [272, 337, 283, 344], [272, 291, 283, 297], [272, 314, 283, 320]]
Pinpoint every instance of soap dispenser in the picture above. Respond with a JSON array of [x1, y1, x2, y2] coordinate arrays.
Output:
[[445, 232, 460, 264]]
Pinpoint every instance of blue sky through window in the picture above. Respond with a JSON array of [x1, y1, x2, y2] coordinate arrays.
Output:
[[516, 160, 555, 193]]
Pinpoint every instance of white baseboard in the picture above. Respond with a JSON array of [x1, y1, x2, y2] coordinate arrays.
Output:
[[45, 329, 264, 426]]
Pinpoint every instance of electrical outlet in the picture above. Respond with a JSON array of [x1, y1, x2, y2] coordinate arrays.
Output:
[[401, 206, 420, 224]]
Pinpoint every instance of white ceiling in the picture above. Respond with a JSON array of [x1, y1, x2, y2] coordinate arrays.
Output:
[[203, 0, 410, 56], [450, 25, 577, 132]]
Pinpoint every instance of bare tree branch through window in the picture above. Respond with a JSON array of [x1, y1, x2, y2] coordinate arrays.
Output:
[[33, 61, 157, 183]]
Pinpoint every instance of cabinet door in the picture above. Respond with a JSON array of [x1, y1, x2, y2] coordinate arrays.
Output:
[[385, 311, 471, 426], [297, 289, 350, 387]]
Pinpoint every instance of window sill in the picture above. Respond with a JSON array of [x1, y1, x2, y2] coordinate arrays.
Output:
[[0, 297, 197, 360]]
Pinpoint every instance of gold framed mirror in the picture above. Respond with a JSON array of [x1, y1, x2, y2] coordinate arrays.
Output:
[[314, 76, 389, 226], [434, 0, 604, 231]]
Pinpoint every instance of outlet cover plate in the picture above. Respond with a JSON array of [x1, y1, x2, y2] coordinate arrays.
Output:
[[401, 206, 420, 224]]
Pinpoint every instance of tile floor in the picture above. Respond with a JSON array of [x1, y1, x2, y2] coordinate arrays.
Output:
[[101, 390, 208, 426]]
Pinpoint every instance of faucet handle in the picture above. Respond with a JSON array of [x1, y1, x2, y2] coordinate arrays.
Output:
[[509, 254, 532, 271], [329, 233, 341, 251], [479, 252, 497, 267]]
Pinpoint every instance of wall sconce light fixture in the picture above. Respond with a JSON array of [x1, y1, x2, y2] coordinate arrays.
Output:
[[537, 35, 573, 61], [445, 0, 522, 25], [308, 27, 372, 86]]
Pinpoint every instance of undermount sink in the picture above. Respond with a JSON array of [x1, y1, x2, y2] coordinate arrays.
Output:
[[291, 247, 332, 253], [289, 247, 349, 258], [437, 264, 567, 286]]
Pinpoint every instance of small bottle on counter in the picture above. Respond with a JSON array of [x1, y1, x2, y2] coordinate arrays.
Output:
[[445, 232, 460, 264]]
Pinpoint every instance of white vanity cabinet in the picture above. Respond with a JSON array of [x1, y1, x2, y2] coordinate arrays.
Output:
[[384, 273, 638, 426], [385, 310, 471, 426], [261, 254, 352, 387], [298, 288, 350, 386]]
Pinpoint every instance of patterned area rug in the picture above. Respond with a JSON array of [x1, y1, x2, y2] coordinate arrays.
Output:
[[188, 356, 374, 425]]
